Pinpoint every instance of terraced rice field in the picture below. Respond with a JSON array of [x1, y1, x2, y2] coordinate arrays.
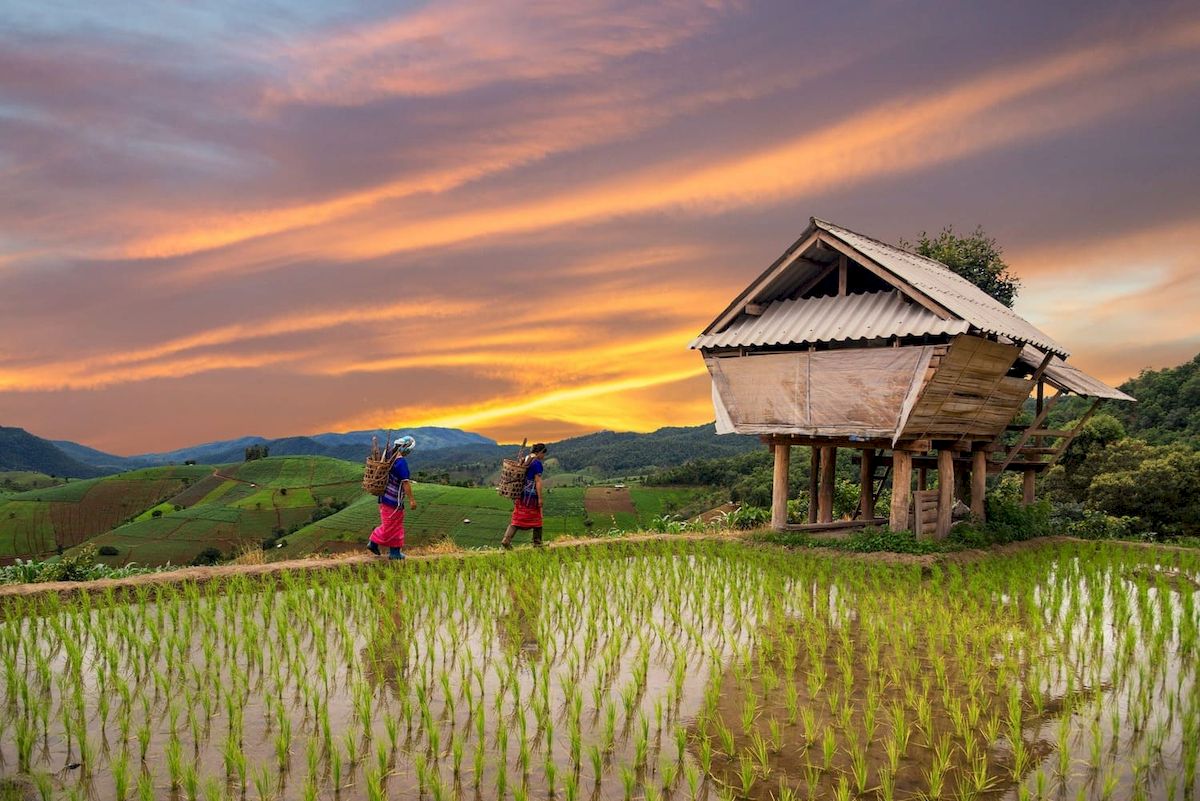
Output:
[[0, 467, 211, 562], [1, 539, 1196, 800]]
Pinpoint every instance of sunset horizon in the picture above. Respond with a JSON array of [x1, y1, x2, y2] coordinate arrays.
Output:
[[3, 1, 1199, 455]]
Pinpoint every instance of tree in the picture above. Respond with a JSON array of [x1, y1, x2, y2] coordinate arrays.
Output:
[[902, 225, 1021, 307]]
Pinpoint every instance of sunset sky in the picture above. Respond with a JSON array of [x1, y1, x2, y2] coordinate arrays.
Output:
[[2, 0, 1199, 455]]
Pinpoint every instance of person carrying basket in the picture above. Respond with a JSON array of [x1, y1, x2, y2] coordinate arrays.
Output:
[[501, 443, 547, 549], [368, 435, 417, 560]]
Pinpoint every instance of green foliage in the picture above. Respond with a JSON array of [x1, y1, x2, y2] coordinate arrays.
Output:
[[1046, 436, 1200, 535], [191, 547, 224, 566], [902, 225, 1020, 307], [760, 527, 948, 554], [1115, 353, 1200, 446], [0, 546, 162, 584], [726, 505, 770, 530]]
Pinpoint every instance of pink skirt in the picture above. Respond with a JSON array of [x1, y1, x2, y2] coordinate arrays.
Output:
[[511, 500, 542, 529], [371, 504, 406, 548]]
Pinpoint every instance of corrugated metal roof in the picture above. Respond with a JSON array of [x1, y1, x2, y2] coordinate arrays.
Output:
[[690, 290, 968, 349], [1017, 346, 1136, 402], [813, 219, 1071, 357]]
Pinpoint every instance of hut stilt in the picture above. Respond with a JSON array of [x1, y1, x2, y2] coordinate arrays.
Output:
[[890, 450, 912, 532], [771, 443, 790, 529], [818, 446, 836, 523], [936, 448, 954, 539], [971, 448, 987, 521]]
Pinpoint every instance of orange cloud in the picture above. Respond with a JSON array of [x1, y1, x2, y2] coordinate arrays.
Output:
[[139, 19, 1200, 279]]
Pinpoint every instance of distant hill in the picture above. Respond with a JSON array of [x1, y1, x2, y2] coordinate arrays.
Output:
[[0, 427, 106, 478], [410, 423, 761, 479], [1042, 351, 1199, 446], [54, 426, 498, 470], [51, 439, 154, 472], [1114, 352, 1200, 446]]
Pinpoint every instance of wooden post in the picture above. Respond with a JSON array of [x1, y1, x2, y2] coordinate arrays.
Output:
[[837, 254, 848, 296], [936, 448, 953, 539], [917, 466, 928, 490], [971, 448, 987, 521], [771, 443, 790, 530], [807, 447, 819, 524], [818, 446, 836, 523], [1022, 468, 1036, 506], [890, 450, 912, 532], [859, 449, 874, 520]]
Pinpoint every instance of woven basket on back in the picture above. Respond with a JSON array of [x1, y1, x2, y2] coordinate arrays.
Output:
[[362, 433, 398, 495], [497, 439, 529, 500]]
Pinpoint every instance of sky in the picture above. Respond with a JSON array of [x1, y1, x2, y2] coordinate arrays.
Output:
[[2, 0, 1199, 455]]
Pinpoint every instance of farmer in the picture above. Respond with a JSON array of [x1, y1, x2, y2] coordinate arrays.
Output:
[[501, 443, 547, 548], [368, 435, 417, 560]]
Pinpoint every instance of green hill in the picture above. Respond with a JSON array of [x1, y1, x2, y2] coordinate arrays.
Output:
[[0, 471, 66, 498], [0, 465, 212, 561], [77, 456, 363, 566], [0, 426, 106, 478], [288, 483, 708, 553]]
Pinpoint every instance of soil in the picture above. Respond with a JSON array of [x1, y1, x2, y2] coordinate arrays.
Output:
[[584, 486, 637, 515]]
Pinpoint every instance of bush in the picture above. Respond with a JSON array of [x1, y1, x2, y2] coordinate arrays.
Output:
[[761, 527, 947, 555], [1064, 509, 1139, 540], [191, 547, 224, 566], [727, 505, 770, 530], [98, 545, 120, 556], [151, 509, 163, 518]]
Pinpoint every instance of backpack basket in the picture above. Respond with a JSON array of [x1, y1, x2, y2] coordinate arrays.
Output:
[[497, 439, 529, 500], [362, 434, 398, 495]]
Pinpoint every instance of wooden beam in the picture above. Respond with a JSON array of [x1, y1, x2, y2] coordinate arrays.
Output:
[[815, 233, 953, 319], [808, 447, 819, 524], [971, 448, 987, 521], [745, 303, 766, 316], [858, 449, 874, 520], [1043, 399, 1103, 468], [790, 261, 838, 299], [837, 254, 847, 296], [937, 448, 954, 539], [771, 443, 790, 530], [818, 446, 836, 524], [917, 466, 928, 490], [890, 450, 912, 532], [707, 230, 822, 333], [995, 393, 1062, 474], [1022, 468, 1036, 506]]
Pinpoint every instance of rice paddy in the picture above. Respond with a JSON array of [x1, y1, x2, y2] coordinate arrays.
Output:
[[1, 539, 1197, 800]]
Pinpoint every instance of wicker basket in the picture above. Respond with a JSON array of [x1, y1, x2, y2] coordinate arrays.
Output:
[[497, 439, 529, 500], [362, 434, 398, 495]]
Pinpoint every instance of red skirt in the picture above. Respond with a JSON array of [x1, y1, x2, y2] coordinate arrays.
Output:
[[371, 504, 406, 548], [511, 500, 542, 529]]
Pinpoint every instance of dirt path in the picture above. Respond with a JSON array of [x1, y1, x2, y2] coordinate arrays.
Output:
[[1, 534, 1187, 603]]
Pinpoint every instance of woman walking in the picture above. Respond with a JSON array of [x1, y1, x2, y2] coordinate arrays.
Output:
[[369, 435, 417, 560], [501, 443, 547, 548]]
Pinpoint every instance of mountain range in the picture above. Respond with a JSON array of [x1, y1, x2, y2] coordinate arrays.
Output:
[[3, 423, 761, 479], [2, 427, 495, 476]]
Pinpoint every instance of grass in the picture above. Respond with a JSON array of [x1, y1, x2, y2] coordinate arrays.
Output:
[[0, 538, 1196, 801]]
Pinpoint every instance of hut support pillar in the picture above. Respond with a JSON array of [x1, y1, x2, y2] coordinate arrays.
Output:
[[859, 449, 874, 520], [936, 448, 953, 539], [818, 446, 836, 523], [807, 448, 819, 524], [971, 448, 987, 522], [917, 467, 928, 491], [1022, 468, 1036, 506], [890, 450, 912, 532], [771, 443, 790, 530]]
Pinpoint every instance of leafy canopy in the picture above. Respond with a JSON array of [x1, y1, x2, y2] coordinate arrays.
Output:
[[902, 225, 1021, 308]]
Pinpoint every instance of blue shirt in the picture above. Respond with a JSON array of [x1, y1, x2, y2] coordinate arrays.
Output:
[[379, 457, 411, 507], [519, 459, 543, 507]]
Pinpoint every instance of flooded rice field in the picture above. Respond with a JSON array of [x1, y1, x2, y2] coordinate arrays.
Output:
[[1, 539, 1197, 800]]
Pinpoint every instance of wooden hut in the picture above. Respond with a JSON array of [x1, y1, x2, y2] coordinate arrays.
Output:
[[690, 218, 1135, 537]]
